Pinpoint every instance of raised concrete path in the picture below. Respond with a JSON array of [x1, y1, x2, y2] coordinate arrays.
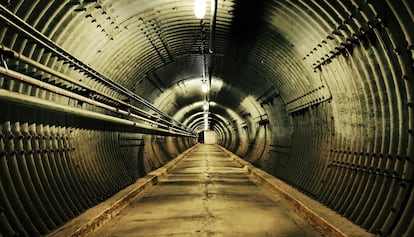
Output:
[[49, 144, 372, 237], [90, 144, 320, 237]]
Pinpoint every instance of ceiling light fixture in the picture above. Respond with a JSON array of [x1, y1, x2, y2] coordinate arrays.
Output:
[[194, 0, 206, 19], [203, 102, 209, 111], [201, 81, 209, 93], [204, 113, 209, 130]]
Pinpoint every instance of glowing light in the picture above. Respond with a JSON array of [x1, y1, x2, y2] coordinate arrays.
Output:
[[201, 82, 209, 93], [194, 0, 206, 19], [204, 117, 209, 130], [203, 102, 209, 111]]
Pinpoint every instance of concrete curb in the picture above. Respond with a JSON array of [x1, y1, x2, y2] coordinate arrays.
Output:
[[70, 175, 157, 237], [49, 144, 199, 237], [216, 145, 373, 237]]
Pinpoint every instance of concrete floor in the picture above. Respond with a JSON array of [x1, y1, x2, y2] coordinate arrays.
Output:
[[91, 144, 321, 237]]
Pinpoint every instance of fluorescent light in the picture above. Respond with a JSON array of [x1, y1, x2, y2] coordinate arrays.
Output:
[[201, 82, 209, 93], [204, 117, 209, 130], [194, 0, 206, 19], [203, 102, 209, 111]]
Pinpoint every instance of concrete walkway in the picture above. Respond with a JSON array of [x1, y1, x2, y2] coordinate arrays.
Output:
[[91, 144, 320, 237]]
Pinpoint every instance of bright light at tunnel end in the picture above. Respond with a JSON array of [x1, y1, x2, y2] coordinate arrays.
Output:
[[204, 112, 209, 130], [204, 118, 209, 130], [194, 0, 206, 19]]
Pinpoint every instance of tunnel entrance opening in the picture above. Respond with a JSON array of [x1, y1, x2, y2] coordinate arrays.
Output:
[[197, 130, 217, 144]]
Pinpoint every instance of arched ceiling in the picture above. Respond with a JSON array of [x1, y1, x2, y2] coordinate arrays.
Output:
[[1, 1, 414, 236], [14, 0, 310, 134], [1, 0, 412, 136]]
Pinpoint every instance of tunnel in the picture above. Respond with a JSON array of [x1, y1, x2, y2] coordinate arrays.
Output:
[[0, 0, 413, 236]]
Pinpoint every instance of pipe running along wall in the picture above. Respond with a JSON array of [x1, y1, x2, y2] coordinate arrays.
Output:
[[0, 1, 413, 236]]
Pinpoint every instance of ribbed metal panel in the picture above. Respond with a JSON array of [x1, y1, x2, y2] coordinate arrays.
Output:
[[0, 0, 413, 236]]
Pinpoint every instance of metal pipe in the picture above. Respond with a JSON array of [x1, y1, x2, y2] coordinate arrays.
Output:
[[0, 5, 191, 132], [0, 45, 188, 133], [208, 0, 218, 92], [0, 67, 194, 137], [0, 89, 194, 137]]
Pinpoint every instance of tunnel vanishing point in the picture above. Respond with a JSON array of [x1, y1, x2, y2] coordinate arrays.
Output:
[[0, 0, 413, 236]]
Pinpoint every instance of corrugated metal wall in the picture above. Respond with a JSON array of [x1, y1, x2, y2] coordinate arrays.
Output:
[[0, 0, 413, 236]]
